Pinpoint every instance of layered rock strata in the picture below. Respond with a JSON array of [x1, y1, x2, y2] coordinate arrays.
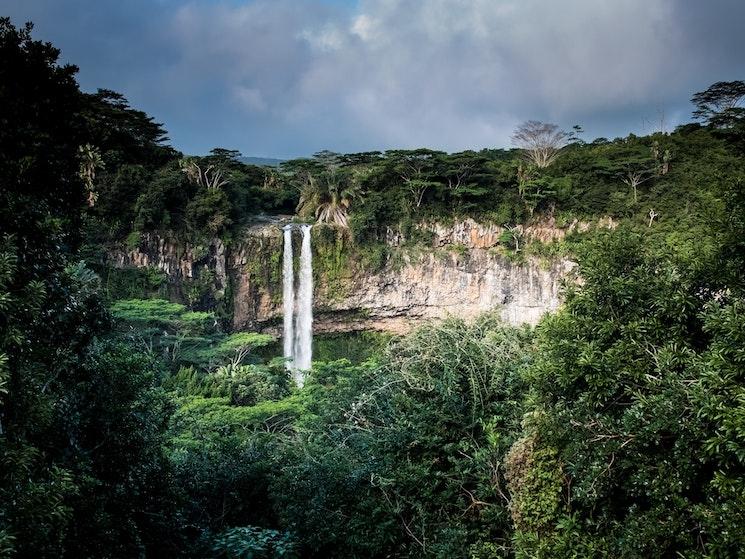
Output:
[[111, 219, 577, 334]]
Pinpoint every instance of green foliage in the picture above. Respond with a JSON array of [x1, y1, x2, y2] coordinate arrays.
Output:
[[87, 147, 294, 243], [4, 19, 745, 558], [312, 331, 392, 363], [183, 265, 218, 308], [211, 332, 275, 356], [98, 264, 167, 300], [166, 391, 301, 555], [134, 161, 192, 231], [689, 300, 745, 557], [211, 526, 298, 559], [170, 396, 304, 440], [97, 164, 153, 236], [60, 340, 176, 557], [505, 435, 563, 534], [513, 225, 745, 557], [111, 297, 206, 328], [294, 153, 365, 228], [691, 80, 745, 127], [186, 187, 233, 235], [0, 20, 136, 556], [219, 363, 291, 406], [312, 224, 350, 296], [109, 298, 278, 377], [269, 318, 533, 558]]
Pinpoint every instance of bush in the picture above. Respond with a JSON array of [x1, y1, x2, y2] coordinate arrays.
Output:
[[186, 188, 233, 235], [211, 526, 298, 559], [513, 229, 745, 557]]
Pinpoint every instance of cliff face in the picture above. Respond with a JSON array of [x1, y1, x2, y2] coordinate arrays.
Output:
[[111, 219, 576, 334], [310, 250, 572, 334], [111, 234, 228, 289]]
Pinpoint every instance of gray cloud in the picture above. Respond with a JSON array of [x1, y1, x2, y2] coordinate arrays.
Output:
[[4, 0, 744, 156]]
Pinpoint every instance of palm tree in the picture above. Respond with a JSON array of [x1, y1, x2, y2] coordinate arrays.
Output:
[[296, 168, 364, 228], [78, 144, 104, 206]]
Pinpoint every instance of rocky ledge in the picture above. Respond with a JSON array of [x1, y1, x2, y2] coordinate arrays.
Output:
[[110, 218, 580, 334]]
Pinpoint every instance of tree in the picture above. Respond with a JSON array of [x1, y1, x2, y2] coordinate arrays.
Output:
[[650, 139, 672, 175], [386, 149, 444, 210], [185, 186, 233, 234], [516, 164, 558, 216], [295, 167, 364, 228], [78, 143, 105, 206], [204, 332, 274, 369], [512, 121, 569, 168], [208, 147, 243, 168], [567, 124, 585, 145], [440, 151, 477, 191], [619, 167, 652, 203], [313, 178, 361, 227], [94, 163, 151, 236], [691, 80, 745, 127], [604, 146, 656, 204], [180, 157, 230, 190], [500, 225, 523, 251], [79, 89, 177, 168], [274, 317, 532, 558], [133, 161, 191, 231], [648, 208, 658, 226], [291, 152, 368, 227], [512, 229, 745, 557], [0, 22, 178, 554]]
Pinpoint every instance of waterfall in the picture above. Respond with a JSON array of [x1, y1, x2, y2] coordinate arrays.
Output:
[[282, 226, 295, 371], [294, 224, 313, 380], [281, 223, 313, 386]]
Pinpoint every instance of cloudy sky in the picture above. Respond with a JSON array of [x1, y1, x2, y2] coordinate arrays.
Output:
[[5, 0, 744, 158]]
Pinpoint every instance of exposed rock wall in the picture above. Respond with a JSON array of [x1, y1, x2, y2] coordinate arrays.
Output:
[[110, 234, 227, 289], [111, 220, 577, 334], [393, 217, 613, 248], [309, 250, 573, 334]]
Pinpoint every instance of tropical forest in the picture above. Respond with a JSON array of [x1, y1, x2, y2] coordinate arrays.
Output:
[[1, 7, 744, 559]]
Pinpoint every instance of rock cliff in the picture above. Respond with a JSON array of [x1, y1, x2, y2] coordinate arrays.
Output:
[[110, 219, 577, 334]]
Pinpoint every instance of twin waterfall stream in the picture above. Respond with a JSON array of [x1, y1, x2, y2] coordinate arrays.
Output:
[[282, 224, 313, 386]]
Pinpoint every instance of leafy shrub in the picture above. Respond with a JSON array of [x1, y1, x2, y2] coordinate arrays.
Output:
[[514, 229, 745, 557], [211, 526, 298, 559], [186, 188, 233, 235]]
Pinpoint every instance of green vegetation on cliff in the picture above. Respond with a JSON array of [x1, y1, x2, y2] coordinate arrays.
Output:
[[87, 100, 744, 255]]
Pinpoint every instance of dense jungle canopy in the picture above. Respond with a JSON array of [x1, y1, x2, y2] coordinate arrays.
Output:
[[1, 18, 744, 559]]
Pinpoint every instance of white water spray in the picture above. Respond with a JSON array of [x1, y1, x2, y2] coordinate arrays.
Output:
[[294, 224, 313, 379], [281, 224, 313, 386], [282, 226, 295, 371]]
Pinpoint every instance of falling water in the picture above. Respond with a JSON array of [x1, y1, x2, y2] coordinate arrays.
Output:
[[281, 224, 313, 386], [293, 224, 313, 381], [282, 226, 295, 371]]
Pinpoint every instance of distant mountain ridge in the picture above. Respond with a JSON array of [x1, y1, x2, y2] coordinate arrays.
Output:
[[239, 156, 285, 167]]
